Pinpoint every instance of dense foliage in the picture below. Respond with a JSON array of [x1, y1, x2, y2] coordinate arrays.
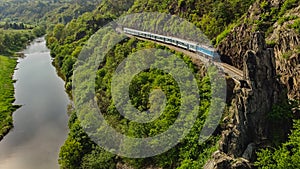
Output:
[[240, 0, 300, 36], [255, 120, 300, 168], [0, 27, 45, 55], [58, 36, 221, 168], [44, 0, 300, 168], [44, 2, 232, 166], [127, 0, 255, 41], [46, 0, 255, 89], [0, 0, 102, 25]]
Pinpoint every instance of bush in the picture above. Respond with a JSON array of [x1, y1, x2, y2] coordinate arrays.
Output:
[[255, 120, 300, 169], [266, 40, 277, 48], [278, 15, 299, 25], [282, 51, 293, 59], [215, 24, 235, 45], [279, 0, 299, 17], [289, 18, 300, 33]]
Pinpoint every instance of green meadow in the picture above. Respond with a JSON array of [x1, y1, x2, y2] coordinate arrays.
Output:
[[0, 55, 18, 140]]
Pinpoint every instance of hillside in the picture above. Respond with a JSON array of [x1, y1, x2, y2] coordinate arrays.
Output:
[[0, 0, 102, 24], [44, 0, 300, 168], [218, 0, 300, 100], [46, 1, 298, 169]]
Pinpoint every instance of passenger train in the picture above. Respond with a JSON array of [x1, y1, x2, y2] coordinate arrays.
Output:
[[123, 27, 220, 60]]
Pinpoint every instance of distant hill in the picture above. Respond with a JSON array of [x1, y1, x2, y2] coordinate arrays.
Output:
[[0, 0, 102, 24]]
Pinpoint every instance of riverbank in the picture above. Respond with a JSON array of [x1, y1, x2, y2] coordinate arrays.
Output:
[[0, 28, 46, 141], [0, 38, 70, 169], [0, 55, 19, 140]]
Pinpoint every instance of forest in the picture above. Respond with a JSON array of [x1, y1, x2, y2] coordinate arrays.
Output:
[[0, 0, 102, 24], [0, 0, 299, 168], [44, 0, 300, 168], [0, 26, 45, 55]]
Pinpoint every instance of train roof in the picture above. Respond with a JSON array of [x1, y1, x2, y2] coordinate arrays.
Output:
[[123, 27, 216, 51]]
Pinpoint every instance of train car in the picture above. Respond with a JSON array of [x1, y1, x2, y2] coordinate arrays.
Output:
[[123, 28, 139, 36], [177, 40, 188, 50], [189, 44, 197, 52], [123, 27, 218, 60], [171, 37, 198, 52]]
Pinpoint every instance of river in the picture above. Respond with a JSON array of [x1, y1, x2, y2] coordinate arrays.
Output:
[[0, 37, 70, 169]]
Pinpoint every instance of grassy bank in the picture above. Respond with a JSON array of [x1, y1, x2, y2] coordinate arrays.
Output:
[[0, 55, 18, 140], [0, 26, 45, 140]]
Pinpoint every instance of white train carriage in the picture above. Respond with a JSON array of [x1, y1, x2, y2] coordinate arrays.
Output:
[[123, 27, 217, 59]]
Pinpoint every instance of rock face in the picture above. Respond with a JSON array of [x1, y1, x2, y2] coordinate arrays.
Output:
[[217, 24, 252, 70], [218, 0, 300, 100], [273, 30, 300, 100], [204, 151, 251, 169], [267, 12, 300, 100], [205, 0, 299, 168], [217, 0, 284, 70], [221, 32, 281, 156], [205, 32, 286, 169]]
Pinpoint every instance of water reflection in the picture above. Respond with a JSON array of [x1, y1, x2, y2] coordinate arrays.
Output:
[[0, 37, 70, 169]]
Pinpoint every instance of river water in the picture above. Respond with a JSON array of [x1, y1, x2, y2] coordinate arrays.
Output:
[[0, 37, 70, 169]]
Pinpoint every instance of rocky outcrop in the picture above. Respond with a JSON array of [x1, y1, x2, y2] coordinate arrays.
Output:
[[266, 5, 300, 100], [218, 0, 300, 100], [217, 24, 252, 70], [206, 32, 286, 169], [273, 30, 300, 100], [205, 1, 299, 168], [204, 151, 251, 169], [217, 0, 285, 70], [221, 32, 282, 156]]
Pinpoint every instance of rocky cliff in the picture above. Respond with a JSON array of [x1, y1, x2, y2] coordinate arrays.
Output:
[[205, 31, 288, 169], [217, 24, 252, 70], [218, 0, 300, 100], [205, 0, 300, 168], [267, 5, 300, 100]]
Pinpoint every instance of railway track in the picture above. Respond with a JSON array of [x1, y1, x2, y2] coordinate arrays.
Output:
[[220, 63, 244, 78], [125, 33, 244, 81]]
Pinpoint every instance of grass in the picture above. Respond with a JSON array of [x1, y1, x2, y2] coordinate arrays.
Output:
[[215, 23, 235, 45], [278, 15, 298, 25], [288, 18, 300, 34], [282, 51, 293, 59], [0, 55, 18, 140]]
